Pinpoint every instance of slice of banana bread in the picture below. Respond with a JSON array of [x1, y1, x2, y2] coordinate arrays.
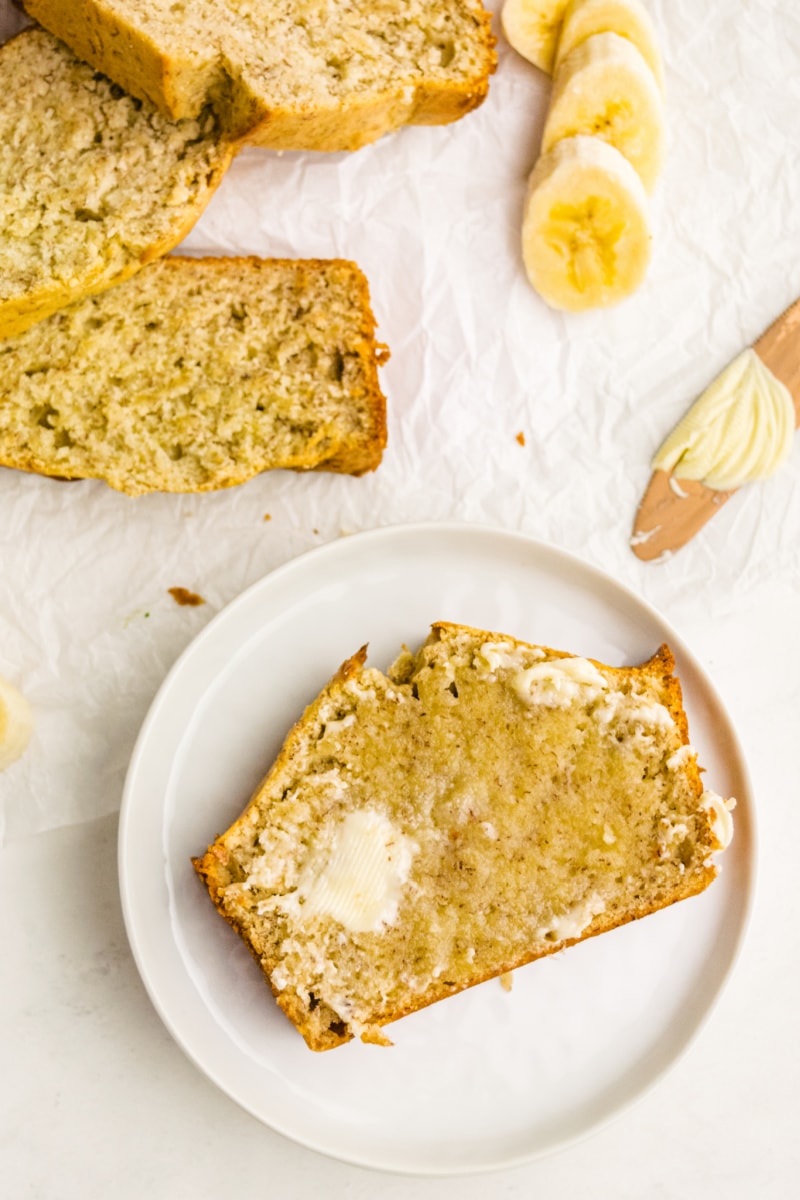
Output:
[[193, 622, 734, 1051], [0, 255, 388, 493], [0, 27, 233, 340], [23, 0, 497, 151]]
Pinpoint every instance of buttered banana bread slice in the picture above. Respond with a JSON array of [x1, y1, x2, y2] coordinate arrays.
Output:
[[24, 0, 497, 152], [0, 255, 388, 493], [0, 28, 233, 340], [193, 622, 734, 1051]]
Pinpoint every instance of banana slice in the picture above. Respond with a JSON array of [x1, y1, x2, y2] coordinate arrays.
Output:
[[554, 0, 664, 89], [541, 32, 665, 191], [501, 0, 570, 73], [0, 673, 33, 772], [521, 135, 651, 311]]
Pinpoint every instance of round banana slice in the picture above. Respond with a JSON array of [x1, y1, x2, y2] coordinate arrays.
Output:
[[501, 0, 570, 73], [541, 32, 665, 191], [521, 136, 652, 311], [554, 0, 664, 89], [0, 673, 33, 772]]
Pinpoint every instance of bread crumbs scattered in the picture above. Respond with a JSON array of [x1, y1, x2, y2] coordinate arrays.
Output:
[[499, 972, 514, 992], [168, 587, 205, 607], [515, 432, 526, 447]]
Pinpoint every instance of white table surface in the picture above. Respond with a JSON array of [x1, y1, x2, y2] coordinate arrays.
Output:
[[2, 1, 799, 1195]]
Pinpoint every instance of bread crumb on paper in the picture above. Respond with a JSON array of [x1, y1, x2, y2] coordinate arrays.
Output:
[[168, 587, 206, 607]]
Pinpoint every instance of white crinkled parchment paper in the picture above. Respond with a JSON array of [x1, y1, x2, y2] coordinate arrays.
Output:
[[1, 0, 799, 842]]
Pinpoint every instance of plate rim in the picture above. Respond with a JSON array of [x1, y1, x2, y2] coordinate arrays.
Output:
[[118, 520, 757, 1175]]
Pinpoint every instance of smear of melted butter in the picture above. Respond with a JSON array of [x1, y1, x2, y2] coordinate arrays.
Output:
[[653, 349, 795, 490]]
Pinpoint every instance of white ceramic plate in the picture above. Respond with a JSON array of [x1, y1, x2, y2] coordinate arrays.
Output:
[[119, 523, 755, 1175]]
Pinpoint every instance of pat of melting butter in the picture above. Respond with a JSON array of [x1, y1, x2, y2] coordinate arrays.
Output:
[[290, 810, 417, 934], [512, 656, 608, 708], [653, 348, 795, 490]]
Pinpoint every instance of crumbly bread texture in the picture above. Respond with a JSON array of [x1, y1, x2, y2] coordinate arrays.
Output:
[[23, 0, 497, 151], [0, 255, 388, 494], [193, 621, 733, 1051], [0, 27, 233, 340]]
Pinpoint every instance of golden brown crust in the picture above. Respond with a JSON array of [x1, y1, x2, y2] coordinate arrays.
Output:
[[242, 70, 494, 153], [22, 2, 203, 121], [23, 1, 497, 151], [304, 263, 388, 477]]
